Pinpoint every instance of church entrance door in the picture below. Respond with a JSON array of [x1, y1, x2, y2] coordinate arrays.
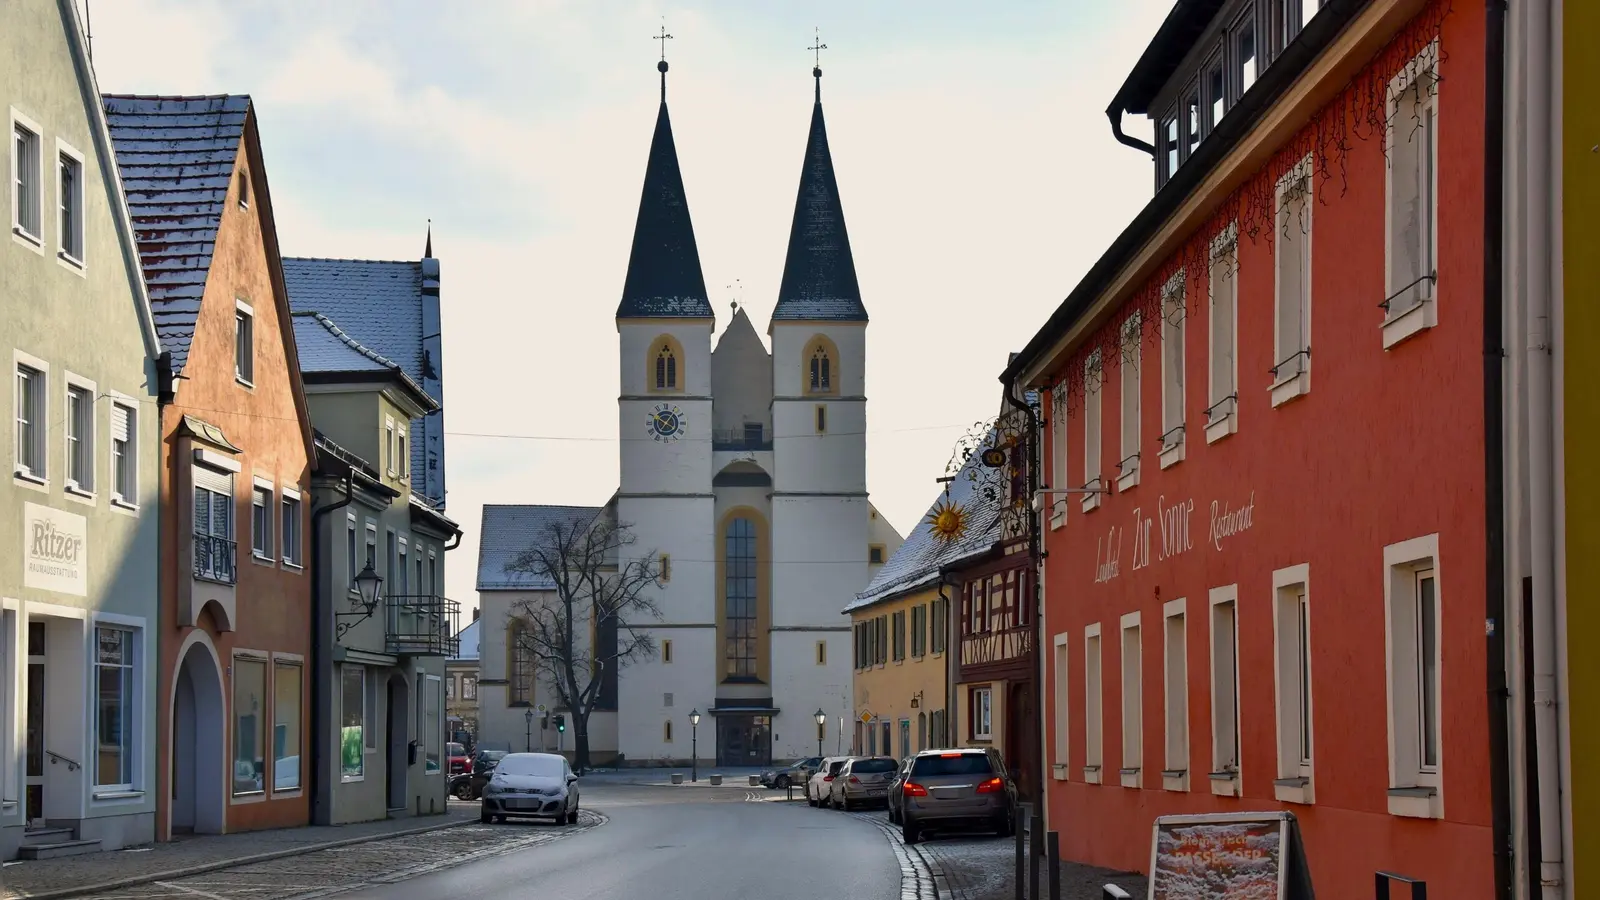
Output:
[[715, 714, 772, 767]]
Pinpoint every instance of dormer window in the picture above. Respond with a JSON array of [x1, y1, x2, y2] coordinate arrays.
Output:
[[809, 346, 831, 392], [655, 344, 677, 390]]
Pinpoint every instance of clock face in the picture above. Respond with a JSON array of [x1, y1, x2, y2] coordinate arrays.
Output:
[[647, 403, 685, 443]]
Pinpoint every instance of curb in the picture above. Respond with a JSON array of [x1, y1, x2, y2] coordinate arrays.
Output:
[[3, 816, 477, 900]]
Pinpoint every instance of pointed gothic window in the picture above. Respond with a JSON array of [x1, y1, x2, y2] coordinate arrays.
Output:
[[809, 346, 832, 392], [724, 517, 758, 680], [656, 344, 678, 390]]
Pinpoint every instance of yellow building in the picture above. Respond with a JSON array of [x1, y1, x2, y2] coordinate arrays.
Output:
[[847, 446, 998, 759]]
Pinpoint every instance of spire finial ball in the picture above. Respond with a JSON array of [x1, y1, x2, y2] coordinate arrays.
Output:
[[813, 66, 822, 78], [658, 59, 669, 74]]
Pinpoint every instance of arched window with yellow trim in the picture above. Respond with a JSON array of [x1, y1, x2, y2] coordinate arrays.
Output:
[[649, 335, 685, 393], [656, 344, 677, 390], [808, 345, 831, 392]]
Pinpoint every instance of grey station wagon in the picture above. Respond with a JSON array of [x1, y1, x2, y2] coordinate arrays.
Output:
[[898, 748, 1017, 844]]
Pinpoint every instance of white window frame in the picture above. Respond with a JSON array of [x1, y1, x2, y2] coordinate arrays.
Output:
[[55, 139, 86, 271], [1271, 564, 1314, 804], [192, 465, 236, 584], [1206, 223, 1240, 444], [340, 664, 366, 782], [1081, 351, 1103, 512], [11, 109, 44, 250], [1117, 315, 1142, 492], [280, 486, 302, 569], [1083, 623, 1103, 783], [1382, 42, 1442, 350], [14, 351, 49, 486], [0, 605, 14, 811], [1049, 396, 1067, 529], [230, 651, 270, 801], [250, 478, 275, 562], [1272, 156, 1313, 406], [364, 522, 378, 587], [971, 686, 993, 741], [236, 169, 250, 210], [1052, 631, 1070, 779], [270, 655, 303, 795], [1208, 585, 1242, 796], [396, 425, 408, 481], [1383, 533, 1443, 819], [90, 616, 143, 798], [1162, 598, 1189, 792], [425, 674, 444, 776], [1119, 611, 1142, 788], [109, 395, 138, 509], [1159, 269, 1187, 469], [234, 299, 255, 386], [385, 417, 396, 476], [346, 514, 359, 592], [62, 372, 96, 498]]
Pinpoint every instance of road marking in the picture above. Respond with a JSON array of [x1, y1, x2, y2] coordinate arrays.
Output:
[[154, 883, 232, 900]]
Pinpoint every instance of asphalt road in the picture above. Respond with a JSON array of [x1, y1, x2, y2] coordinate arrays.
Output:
[[330, 783, 904, 900]]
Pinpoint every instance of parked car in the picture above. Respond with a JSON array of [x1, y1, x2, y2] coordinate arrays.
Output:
[[898, 748, 1018, 844], [886, 756, 915, 824], [480, 752, 581, 825], [447, 742, 470, 775], [805, 756, 852, 806], [451, 744, 511, 800], [761, 757, 823, 789], [828, 756, 898, 810]]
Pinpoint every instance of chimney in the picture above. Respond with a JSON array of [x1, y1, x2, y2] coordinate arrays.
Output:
[[472, 607, 480, 622]]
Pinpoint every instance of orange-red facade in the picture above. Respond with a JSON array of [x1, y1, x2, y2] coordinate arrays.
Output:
[[1036, 2, 1494, 896]]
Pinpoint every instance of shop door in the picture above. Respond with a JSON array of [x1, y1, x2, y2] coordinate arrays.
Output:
[[25, 622, 44, 826]]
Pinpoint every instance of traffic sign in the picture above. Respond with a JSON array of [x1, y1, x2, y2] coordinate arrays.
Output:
[[536, 703, 547, 712], [858, 709, 873, 723]]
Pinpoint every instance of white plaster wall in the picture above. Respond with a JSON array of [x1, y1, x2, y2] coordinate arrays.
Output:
[[618, 322, 713, 397], [616, 626, 716, 763], [769, 325, 866, 398], [769, 632, 852, 761], [770, 496, 870, 628], [617, 496, 715, 626], [619, 397, 714, 496]]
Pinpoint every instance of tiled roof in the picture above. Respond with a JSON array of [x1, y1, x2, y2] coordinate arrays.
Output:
[[847, 438, 1002, 613], [450, 619, 480, 662], [102, 94, 250, 374], [291, 311, 433, 406], [476, 504, 604, 591], [283, 256, 446, 507], [771, 76, 867, 324], [616, 84, 713, 319]]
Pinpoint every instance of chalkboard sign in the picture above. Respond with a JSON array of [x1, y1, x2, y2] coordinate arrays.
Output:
[[1147, 812, 1314, 900]]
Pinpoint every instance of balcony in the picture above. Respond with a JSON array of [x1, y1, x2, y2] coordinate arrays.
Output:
[[959, 625, 1034, 678], [384, 594, 461, 657], [712, 425, 772, 452], [193, 534, 237, 584]]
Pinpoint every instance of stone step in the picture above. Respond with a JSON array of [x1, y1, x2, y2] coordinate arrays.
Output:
[[20, 827, 73, 845], [18, 838, 101, 859]]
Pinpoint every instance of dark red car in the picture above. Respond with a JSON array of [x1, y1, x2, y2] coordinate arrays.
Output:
[[447, 742, 470, 775]]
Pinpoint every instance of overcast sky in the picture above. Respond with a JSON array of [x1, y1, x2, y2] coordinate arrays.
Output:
[[87, 0, 1172, 617]]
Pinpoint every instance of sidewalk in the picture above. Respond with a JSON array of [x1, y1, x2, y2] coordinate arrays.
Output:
[[0, 803, 478, 900], [914, 834, 1149, 900], [579, 765, 769, 787]]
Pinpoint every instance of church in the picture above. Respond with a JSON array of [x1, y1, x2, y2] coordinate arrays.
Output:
[[475, 59, 902, 768]]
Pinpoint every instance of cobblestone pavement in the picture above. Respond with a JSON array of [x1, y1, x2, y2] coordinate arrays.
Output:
[[3, 806, 605, 900]]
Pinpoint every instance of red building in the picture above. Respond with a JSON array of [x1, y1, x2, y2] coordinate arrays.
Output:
[[1002, 1, 1502, 896]]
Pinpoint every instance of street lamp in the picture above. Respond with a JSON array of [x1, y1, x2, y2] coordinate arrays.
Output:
[[814, 708, 826, 758], [523, 709, 534, 753], [688, 709, 701, 783], [353, 561, 383, 613]]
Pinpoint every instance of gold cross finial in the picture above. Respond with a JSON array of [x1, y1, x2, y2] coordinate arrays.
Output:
[[809, 27, 827, 67], [655, 20, 673, 61]]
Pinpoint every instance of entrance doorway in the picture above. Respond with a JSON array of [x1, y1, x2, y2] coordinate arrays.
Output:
[[171, 641, 225, 835], [25, 623, 43, 827], [714, 714, 771, 767], [385, 676, 409, 813], [1005, 682, 1034, 797]]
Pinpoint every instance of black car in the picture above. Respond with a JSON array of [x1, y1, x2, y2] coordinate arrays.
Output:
[[760, 757, 823, 789], [451, 746, 510, 800], [886, 756, 915, 824]]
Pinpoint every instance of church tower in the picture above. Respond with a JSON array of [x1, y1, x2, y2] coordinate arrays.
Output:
[[614, 60, 718, 762], [766, 64, 870, 752]]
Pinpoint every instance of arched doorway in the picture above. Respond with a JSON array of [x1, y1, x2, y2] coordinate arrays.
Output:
[[172, 640, 225, 835], [385, 673, 410, 813]]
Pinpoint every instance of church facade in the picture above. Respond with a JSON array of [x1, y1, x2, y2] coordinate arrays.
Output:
[[608, 60, 901, 767]]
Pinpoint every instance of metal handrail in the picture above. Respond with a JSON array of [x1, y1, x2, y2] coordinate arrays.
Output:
[[193, 533, 237, 584], [45, 749, 80, 772]]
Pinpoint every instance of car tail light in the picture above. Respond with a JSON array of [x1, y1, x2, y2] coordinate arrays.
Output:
[[849, 776, 861, 784], [939, 752, 963, 758], [823, 775, 834, 782], [976, 777, 1005, 794], [903, 782, 928, 797]]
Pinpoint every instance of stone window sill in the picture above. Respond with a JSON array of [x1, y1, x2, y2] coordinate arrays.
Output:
[[1387, 785, 1441, 819], [1205, 412, 1237, 445], [1273, 775, 1313, 805], [1161, 769, 1188, 792], [1119, 767, 1140, 789], [1082, 765, 1102, 785], [1269, 368, 1310, 408], [1159, 440, 1185, 470], [1209, 770, 1239, 797]]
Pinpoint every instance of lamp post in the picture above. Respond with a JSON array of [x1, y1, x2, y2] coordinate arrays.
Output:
[[814, 708, 826, 758], [523, 709, 534, 753], [335, 562, 385, 643], [688, 709, 701, 783]]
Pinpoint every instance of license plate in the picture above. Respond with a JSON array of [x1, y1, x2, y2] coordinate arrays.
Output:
[[931, 788, 965, 800], [506, 798, 538, 809]]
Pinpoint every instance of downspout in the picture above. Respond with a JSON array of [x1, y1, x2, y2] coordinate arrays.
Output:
[[1002, 376, 1045, 821], [937, 579, 955, 748], [1107, 106, 1156, 157], [310, 472, 355, 826], [1510, 0, 1564, 894], [154, 351, 173, 839], [1486, 0, 1516, 897]]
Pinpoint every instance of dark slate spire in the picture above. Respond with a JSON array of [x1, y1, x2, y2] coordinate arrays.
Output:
[[424, 219, 433, 258], [771, 66, 867, 323], [616, 60, 713, 319]]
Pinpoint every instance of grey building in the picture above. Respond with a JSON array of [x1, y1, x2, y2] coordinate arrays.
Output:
[[1, 0, 164, 860], [286, 251, 461, 825]]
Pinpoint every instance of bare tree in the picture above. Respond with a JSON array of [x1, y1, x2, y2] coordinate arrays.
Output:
[[504, 511, 662, 772]]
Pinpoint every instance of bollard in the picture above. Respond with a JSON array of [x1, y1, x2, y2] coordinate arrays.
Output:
[[750, 775, 761, 786], [671, 773, 684, 784], [1014, 804, 1027, 900], [1047, 831, 1061, 900], [1030, 812, 1044, 900], [709, 774, 722, 785], [1103, 885, 1131, 900]]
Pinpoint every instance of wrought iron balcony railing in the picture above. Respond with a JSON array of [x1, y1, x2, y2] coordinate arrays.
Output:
[[193, 534, 237, 584], [711, 426, 773, 452], [384, 594, 461, 657]]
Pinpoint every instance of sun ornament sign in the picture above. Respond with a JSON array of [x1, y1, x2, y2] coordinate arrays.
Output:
[[926, 497, 968, 545]]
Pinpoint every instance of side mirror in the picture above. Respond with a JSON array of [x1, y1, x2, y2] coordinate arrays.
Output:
[[567, 774, 578, 783]]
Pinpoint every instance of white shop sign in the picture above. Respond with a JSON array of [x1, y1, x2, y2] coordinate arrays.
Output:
[[23, 502, 87, 596], [1092, 491, 1255, 584]]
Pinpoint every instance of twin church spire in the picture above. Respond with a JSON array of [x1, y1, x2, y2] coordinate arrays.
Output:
[[615, 53, 867, 324]]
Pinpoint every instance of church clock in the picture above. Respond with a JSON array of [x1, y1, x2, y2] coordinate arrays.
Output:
[[647, 403, 685, 443]]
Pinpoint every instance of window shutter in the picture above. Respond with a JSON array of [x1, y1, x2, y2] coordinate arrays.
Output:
[[111, 403, 130, 443], [212, 492, 231, 538], [193, 487, 210, 534]]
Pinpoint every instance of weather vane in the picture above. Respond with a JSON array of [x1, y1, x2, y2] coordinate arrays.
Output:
[[809, 27, 827, 68], [655, 19, 673, 61]]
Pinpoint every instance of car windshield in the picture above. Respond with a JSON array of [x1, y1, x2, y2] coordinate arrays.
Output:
[[852, 758, 897, 773], [826, 760, 847, 775], [496, 755, 565, 778], [911, 754, 994, 777], [447, 743, 464, 755]]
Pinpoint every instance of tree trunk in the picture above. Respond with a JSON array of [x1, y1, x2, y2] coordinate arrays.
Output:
[[574, 718, 592, 773]]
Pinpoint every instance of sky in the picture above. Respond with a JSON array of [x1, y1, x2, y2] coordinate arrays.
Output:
[[85, 0, 1174, 618]]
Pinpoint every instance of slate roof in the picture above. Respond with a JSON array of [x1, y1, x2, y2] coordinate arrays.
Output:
[[847, 439, 1002, 613], [450, 619, 480, 662], [102, 94, 251, 374], [616, 69, 713, 320], [771, 73, 867, 324], [291, 311, 434, 407], [283, 257, 445, 507], [476, 504, 605, 591]]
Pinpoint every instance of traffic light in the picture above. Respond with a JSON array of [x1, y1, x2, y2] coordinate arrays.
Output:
[[554, 715, 566, 733], [541, 714, 550, 731]]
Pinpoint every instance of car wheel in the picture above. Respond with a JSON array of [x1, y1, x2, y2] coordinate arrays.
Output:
[[775, 775, 790, 789], [889, 804, 900, 825], [567, 807, 579, 824], [454, 782, 474, 801], [902, 820, 920, 845], [479, 811, 492, 824], [996, 812, 1015, 837]]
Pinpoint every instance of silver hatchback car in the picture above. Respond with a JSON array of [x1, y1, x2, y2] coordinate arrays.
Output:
[[898, 748, 1017, 844], [828, 756, 898, 810]]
